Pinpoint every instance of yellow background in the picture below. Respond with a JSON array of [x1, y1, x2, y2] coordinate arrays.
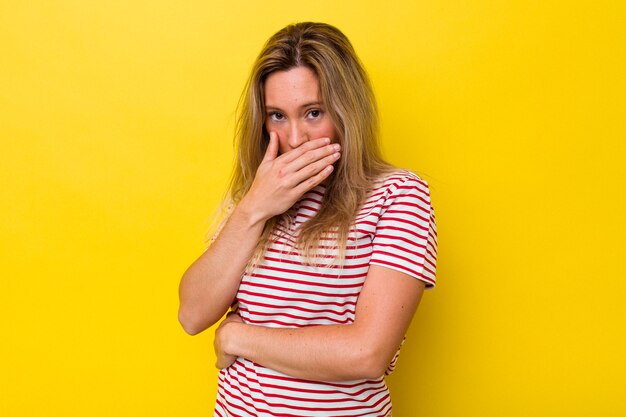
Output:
[[1, 1, 624, 416]]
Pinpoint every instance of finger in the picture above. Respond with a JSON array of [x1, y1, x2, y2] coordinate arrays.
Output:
[[287, 142, 340, 174], [293, 164, 335, 196], [262, 131, 279, 162], [290, 150, 340, 186], [279, 137, 331, 164]]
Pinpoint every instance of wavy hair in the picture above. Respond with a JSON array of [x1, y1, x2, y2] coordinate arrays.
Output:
[[213, 22, 394, 268]]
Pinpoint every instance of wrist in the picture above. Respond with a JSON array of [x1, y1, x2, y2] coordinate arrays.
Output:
[[219, 321, 245, 356], [235, 197, 270, 227]]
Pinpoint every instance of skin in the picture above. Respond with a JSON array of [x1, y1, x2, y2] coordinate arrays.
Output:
[[178, 67, 341, 335], [264, 66, 338, 154], [214, 265, 425, 381], [210, 66, 427, 381]]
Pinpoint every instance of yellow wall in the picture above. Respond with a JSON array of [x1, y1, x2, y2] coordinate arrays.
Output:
[[1, 1, 624, 416]]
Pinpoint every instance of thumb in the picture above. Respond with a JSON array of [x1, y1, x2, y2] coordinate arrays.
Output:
[[263, 131, 279, 162]]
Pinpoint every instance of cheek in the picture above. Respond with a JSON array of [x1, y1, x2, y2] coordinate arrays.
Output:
[[307, 118, 337, 139], [277, 140, 290, 154], [319, 120, 338, 141]]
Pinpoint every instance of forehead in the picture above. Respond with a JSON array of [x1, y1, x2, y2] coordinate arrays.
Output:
[[264, 66, 320, 107]]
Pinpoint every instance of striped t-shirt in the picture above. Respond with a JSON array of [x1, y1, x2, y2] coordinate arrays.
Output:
[[214, 170, 438, 417]]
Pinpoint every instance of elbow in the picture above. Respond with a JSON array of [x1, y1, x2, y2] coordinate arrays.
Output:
[[178, 297, 229, 335], [351, 346, 391, 380], [178, 307, 210, 336], [362, 359, 389, 381]]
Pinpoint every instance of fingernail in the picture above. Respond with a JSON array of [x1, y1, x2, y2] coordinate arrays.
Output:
[[333, 144, 341, 151]]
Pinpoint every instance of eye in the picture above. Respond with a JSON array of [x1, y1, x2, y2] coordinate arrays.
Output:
[[268, 112, 285, 122], [307, 109, 322, 119]]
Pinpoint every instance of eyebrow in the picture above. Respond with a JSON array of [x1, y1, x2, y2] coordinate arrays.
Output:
[[265, 101, 323, 112]]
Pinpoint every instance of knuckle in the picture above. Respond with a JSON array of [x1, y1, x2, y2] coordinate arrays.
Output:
[[279, 178, 290, 188], [290, 188, 302, 199]]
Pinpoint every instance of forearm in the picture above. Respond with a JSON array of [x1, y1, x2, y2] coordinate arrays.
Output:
[[179, 136, 339, 335], [216, 266, 426, 381], [178, 200, 267, 335], [220, 322, 389, 381]]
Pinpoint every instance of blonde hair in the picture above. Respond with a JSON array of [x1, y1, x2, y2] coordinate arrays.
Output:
[[216, 22, 394, 268]]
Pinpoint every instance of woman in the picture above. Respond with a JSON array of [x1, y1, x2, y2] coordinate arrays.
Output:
[[178, 22, 438, 417]]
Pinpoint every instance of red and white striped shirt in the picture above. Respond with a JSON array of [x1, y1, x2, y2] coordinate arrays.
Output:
[[214, 170, 438, 417]]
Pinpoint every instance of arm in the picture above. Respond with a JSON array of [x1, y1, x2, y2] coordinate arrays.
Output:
[[177, 200, 266, 335], [216, 264, 426, 381], [178, 134, 342, 335]]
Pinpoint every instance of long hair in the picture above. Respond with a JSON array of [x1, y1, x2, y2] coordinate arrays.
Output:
[[219, 22, 394, 268]]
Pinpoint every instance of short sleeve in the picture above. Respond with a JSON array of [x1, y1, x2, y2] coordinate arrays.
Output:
[[369, 175, 438, 288]]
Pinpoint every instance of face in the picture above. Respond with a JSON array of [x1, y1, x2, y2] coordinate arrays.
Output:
[[264, 66, 337, 155]]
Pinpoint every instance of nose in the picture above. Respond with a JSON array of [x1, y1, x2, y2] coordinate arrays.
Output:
[[287, 120, 308, 149]]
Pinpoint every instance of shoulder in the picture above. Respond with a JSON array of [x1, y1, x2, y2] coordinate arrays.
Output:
[[370, 169, 432, 203], [367, 169, 439, 288]]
